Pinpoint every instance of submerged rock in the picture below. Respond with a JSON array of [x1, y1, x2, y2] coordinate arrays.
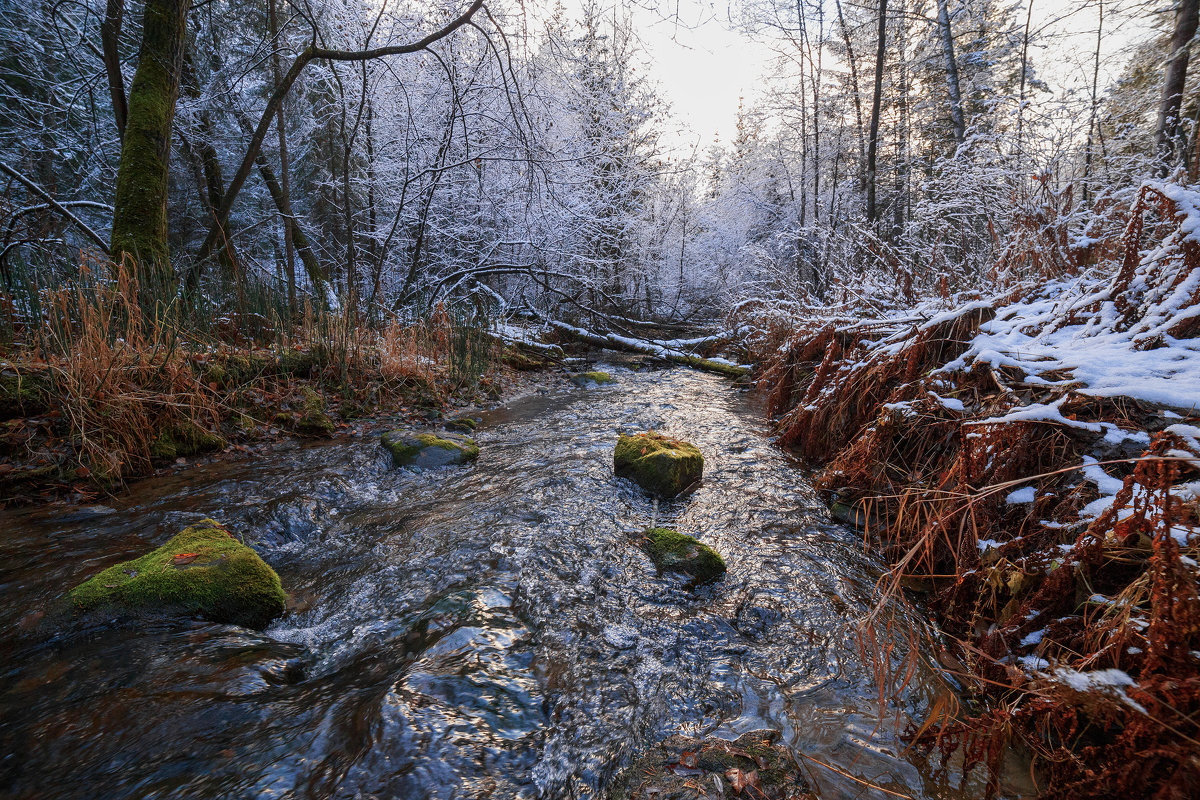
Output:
[[642, 527, 725, 585], [570, 371, 615, 387], [608, 729, 815, 800], [67, 519, 286, 629], [381, 430, 479, 467], [444, 416, 479, 433], [614, 431, 703, 498]]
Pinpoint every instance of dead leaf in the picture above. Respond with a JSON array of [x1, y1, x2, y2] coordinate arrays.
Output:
[[679, 751, 698, 769], [172, 553, 200, 565], [725, 768, 759, 794]]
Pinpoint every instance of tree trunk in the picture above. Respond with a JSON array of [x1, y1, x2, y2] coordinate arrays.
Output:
[[835, 0, 866, 190], [109, 0, 191, 299], [1156, 0, 1200, 175], [1083, 0, 1104, 205], [101, 0, 128, 140], [866, 0, 887, 224], [935, 0, 965, 146], [267, 0, 296, 313]]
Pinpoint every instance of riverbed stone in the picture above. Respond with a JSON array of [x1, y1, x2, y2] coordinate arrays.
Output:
[[607, 729, 815, 800], [570, 371, 615, 387], [614, 431, 703, 497], [444, 416, 478, 433], [382, 430, 479, 468], [642, 527, 725, 585], [67, 519, 286, 629]]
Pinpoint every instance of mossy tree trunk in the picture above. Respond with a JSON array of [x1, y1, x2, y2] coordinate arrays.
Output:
[[109, 0, 191, 300]]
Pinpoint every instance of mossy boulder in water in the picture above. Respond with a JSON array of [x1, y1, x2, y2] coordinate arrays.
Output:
[[382, 430, 479, 468], [67, 520, 286, 629], [570, 371, 615, 387], [444, 416, 478, 433], [642, 527, 725, 585], [608, 729, 814, 800], [614, 431, 703, 497]]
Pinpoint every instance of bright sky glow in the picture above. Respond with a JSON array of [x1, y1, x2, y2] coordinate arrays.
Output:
[[552, 0, 1158, 156]]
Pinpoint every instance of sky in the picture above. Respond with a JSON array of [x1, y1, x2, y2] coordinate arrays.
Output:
[[550, 0, 1158, 156]]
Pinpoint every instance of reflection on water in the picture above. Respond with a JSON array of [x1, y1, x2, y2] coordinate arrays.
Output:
[[0, 365, 981, 799]]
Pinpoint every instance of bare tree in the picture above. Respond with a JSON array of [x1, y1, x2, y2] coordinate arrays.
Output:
[[1155, 0, 1200, 174], [866, 0, 887, 223], [935, 0, 965, 146]]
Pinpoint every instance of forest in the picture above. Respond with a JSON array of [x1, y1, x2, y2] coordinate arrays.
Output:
[[1, 0, 1199, 798]]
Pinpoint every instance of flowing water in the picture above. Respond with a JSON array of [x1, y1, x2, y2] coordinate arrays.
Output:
[[0, 364, 993, 799]]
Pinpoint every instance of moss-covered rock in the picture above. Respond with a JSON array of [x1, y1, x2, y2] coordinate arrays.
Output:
[[149, 420, 226, 460], [642, 527, 726, 585], [614, 431, 703, 498], [444, 416, 478, 433], [381, 430, 479, 468], [607, 729, 814, 800], [296, 387, 334, 436], [0, 370, 52, 419], [68, 519, 286, 629], [570, 371, 615, 387]]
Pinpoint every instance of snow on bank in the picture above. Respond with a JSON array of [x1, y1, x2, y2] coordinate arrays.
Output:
[[943, 277, 1200, 414]]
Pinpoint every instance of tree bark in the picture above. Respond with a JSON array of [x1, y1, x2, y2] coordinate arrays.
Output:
[[866, 0, 888, 223], [267, 0, 296, 313], [109, 0, 191, 299], [1156, 0, 1200, 175], [935, 0, 965, 146], [835, 0, 866, 189], [101, 0, 128, 140]]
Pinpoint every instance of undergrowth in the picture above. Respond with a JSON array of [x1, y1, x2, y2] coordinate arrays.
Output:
[[0, 259, 503, 503], [755, 183, 1200, 798]]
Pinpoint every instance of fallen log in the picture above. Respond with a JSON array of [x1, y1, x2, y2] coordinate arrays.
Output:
[[536, 317, 750, 378]]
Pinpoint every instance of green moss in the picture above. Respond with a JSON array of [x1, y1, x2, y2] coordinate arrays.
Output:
[[643, 527, 725, 585], [296, 387, 334, 436], [672, 355, 750, 378], [381, 430, 479, 467], [503, 348, 549, 371], [276, 349, 315, 378], [0, 371, 52, 419], [570, 371, 614, 387], [68, 519, 286, 629], [297, 410, 334, 435], [109, 0, 191, 298], [444, 416, 478, 433], [149, 420, 226, 460], [198, 352, 274, 388], [613, 431, 703, 498]]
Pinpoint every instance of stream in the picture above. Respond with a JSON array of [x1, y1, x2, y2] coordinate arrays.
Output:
[[0, 364, 995, 799]]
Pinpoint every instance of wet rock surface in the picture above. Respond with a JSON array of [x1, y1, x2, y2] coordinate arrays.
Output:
[[571, 370, 616, 387], [614, 431, 704, 498], [608, 730, 816, 800], [641, 527, 726, 586], [381, 429, 480, 467], [67, 519, 286, 629]]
